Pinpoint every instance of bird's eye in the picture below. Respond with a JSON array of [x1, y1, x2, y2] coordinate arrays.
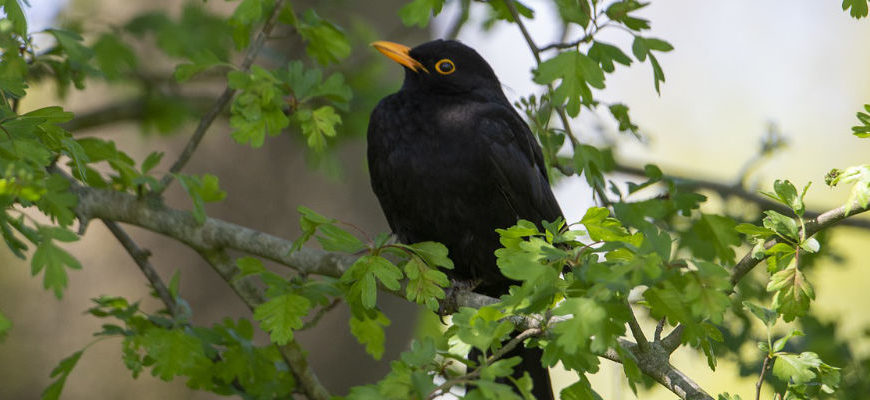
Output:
[[435, 59, 455, 75]]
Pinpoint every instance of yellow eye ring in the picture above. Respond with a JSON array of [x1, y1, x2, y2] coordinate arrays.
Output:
[[435, 59, 455, 75]]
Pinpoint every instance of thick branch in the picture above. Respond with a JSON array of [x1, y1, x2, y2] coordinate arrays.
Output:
[[63, 96, 215, 133], [73, 183, 715, 398], [74, 186, 355, 279]]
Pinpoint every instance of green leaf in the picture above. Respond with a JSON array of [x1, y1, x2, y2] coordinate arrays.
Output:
[[293, 105, 342, 152], [296, 10, 351, 65], [93, 33, 137, 80], [403, 255, 449, 311], [481, 356, 521, 380], [341, 255, 403, 310], [534, 51, 605, 117], [31, 238, 82, 299], [46, 28, 94, 63], [316, 224, 365, 253], [607, 103, 639, 136], [0, 306, 12, 343], [774, 179, 804, 215], [735, 223, 776, 240], [554, 0, 592, 27], [762, 210, 799, 241], [236, 256, 266, 277], [552, 298, 624, 356], [400, 337, 437, 368], [773, 329, 804, 353], [41, 350, 84, 400], [772, 352, 821, 384], [176, 173, 227, 224], [743, 301, 778, 327], [0, 310, 9, 343], [253, 292, 311, 345], [682, 213, 741, 263], [767, 265, 814, 322], [559, 375, 601, 400], [227, 0, 264, 49], [580, 207, 640, 245], [399, 0, 446, 27], [37, 174, 78, 227], [174, 50, 224, 82], [141, 151, 164, 174], [842, 0, 869, 18], [406, 241, 454, 269], [350, 310, 390, 359], [135, 328, 212, 381], [451, 306, 514, 351], [1, 0, 27, 36], [853, 104, 870, 136]]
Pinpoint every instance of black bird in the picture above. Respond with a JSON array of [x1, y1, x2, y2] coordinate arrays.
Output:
[[367, 39, 563, 400]]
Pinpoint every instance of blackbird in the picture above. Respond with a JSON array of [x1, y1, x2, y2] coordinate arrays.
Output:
[[367, 39, 563, 400]]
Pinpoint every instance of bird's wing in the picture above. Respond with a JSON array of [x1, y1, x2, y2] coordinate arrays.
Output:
[[475, 104, 564, 225]]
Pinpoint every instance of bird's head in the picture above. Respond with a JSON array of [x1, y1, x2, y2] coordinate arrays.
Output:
[[372, 39, 504, 100]]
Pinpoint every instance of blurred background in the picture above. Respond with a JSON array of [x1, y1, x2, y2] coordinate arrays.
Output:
[[1, 0, 869, 399]]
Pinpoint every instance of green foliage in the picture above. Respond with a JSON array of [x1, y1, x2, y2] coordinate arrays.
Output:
[[1, 0, 866, 399], [534, 51, 604, 117], [350, 310, 391, 359], [842, 0, 870, 18], [852, 104, 870, 137], [42, 349, 84, 400], [31, 226, 82, 298], [0, 309, 9, 342], [253, 292, 311, 345], [176, 173, 227, 224], [826, 164, 870, 215]]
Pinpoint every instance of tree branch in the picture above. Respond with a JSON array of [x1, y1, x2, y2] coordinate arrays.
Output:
[[63, 96, 215, 133], [72, 181, 869, 400], [503, 0, 611, 206], [102, 219, 180, 317], [730, 200, 870, 288], [198, 249, 331, 400], [72, 183, 710, 399], [157, 0, 287, 193], [613, 163, 870, 231]]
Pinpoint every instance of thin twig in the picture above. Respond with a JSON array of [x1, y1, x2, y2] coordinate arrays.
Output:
[[654, 317, 666, 342], [300, 299, 341, 331], [626, 303, 649, 352], [102, 218, 179, 317], [755, 355, 771, 400], [157, 0, 287, 193], [426, 328, 543, 400], [613, 163, 870, 231]]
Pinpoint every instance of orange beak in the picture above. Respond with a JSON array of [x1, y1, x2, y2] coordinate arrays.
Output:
[[371, 41, 429, 73]]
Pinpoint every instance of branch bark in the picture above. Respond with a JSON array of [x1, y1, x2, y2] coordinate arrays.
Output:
[[72, 183, 711, 399]]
